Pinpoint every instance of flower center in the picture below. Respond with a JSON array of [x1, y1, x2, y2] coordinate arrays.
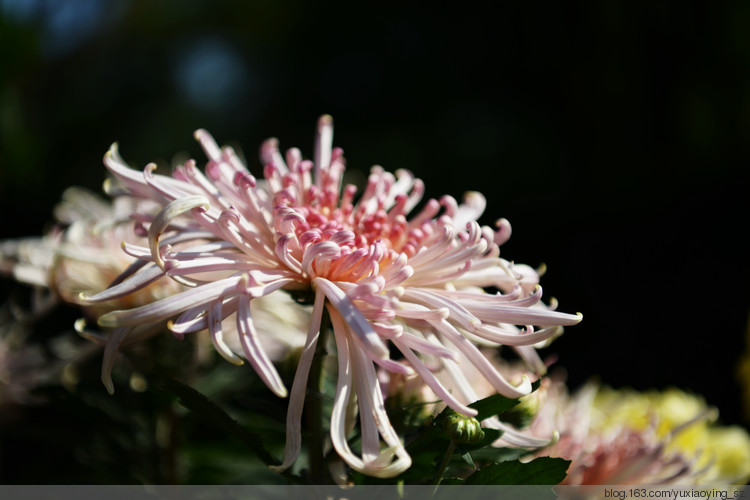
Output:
[[273, 201, 417, 287]]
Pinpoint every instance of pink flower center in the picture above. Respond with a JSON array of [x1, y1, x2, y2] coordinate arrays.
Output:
[[271, 179, 427, 286]]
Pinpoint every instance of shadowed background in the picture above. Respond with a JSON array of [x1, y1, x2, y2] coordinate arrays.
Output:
[[1, 0, 749, 483]]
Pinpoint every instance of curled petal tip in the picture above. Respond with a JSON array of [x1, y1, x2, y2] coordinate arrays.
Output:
[[550, 430, 560, 445], [517, 374, 533, 395], [275, 387, 289, 398], [102, 374, 115, 395], [74, 318, 87, 332], [536, 262, 547, 276], [97, 312, 118, 328], [105, 142, 118, 158]]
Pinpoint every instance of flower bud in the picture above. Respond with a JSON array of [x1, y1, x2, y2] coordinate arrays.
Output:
[[441, 411, 485, 444]]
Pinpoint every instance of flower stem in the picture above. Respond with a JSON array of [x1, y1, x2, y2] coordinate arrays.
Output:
[[306, 306, 333, 484], [431, 438, 457, 489]]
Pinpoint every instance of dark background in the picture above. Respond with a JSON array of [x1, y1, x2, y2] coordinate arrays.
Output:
[[1, 0, 749, 479]]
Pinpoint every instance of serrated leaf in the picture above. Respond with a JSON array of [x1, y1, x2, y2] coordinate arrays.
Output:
[[464, 457, 570, 485]]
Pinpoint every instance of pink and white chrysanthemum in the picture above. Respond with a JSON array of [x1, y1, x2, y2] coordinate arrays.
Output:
[[85, 115, 582, 478]]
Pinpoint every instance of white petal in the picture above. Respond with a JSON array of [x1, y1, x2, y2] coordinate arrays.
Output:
[[98, 275, 243, 327], [392, 338, 476, 416], [101, 326, 132, 395], [81, 264, 165, 303], [148, 195, 210, 270], [236, 294, 287, 397], [208, 300, 244, 365], [431, 319, 531, 399]]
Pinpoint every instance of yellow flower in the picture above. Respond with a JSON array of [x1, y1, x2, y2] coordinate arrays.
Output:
[[704, 426, 750, 484]]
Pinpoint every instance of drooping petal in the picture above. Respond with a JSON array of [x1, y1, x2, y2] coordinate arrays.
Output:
[[235, 291, 288, 398], [208, 300, 244, 365], [270, 285, 326, 473], [101, 326, 133, 395], [314, 277, 389, 361]]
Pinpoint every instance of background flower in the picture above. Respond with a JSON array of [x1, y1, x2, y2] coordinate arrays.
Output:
[[0, 186, 181, 317], [531, 380, 750, 485]]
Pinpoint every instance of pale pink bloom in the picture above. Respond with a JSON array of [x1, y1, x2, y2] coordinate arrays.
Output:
[[1, 188, 194, 393], [0, 186, 179, 319], [86, 115, 581, 477]]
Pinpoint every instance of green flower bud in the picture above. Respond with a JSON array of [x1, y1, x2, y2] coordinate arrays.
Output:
[[441, 411, 485, 444]]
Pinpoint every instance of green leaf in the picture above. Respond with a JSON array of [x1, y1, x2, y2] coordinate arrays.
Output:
[[404, 415, 447, 454], [156, 375, 305, 484], [469, 379, 542, 421], [463, 457, 570, 485], [468, 394, 521, 421]]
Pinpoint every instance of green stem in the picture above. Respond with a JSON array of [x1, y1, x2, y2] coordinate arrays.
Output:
[[431, 438, 457, 490], [306, 306, 333, 484]]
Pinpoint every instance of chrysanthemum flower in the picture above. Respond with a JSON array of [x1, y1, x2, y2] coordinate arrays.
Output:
[[531, 381, 750, 485], [0, 186, 180, 318], [85, 115, 581, 477], [0, 187, 189, 381]]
